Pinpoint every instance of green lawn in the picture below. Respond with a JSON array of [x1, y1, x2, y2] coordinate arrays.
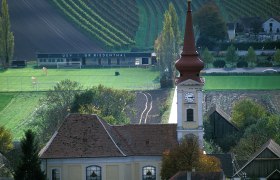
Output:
[[204, 75, 280, 90], [0, 67, 160, 91], [0, 92, 45, 140], [0, 93, 14, 110], [1, 66, 280, 140]]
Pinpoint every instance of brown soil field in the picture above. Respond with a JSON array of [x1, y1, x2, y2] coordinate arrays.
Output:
[[8, 0, 102, 60], [130, 89, 280, 124]]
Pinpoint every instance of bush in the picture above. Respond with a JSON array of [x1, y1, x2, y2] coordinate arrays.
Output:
[[213, 60, 226, 68], [236, 60, 248, 67], [256, 60, 273, 67]]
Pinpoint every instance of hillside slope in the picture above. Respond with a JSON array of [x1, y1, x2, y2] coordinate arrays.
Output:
[[8, 0, 102, 60]]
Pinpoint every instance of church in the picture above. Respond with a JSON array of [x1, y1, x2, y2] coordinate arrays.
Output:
[[39, 0, 206, 179]]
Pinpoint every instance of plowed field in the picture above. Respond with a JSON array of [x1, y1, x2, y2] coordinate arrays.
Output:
[[8, 0, 102, 60]]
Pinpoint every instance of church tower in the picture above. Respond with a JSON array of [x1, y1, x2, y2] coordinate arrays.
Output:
[[175, 0, 204, 147]]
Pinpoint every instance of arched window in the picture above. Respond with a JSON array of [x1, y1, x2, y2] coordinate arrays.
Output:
[[142, 166, 156, 180], [186, 109, 194, 122], [86, 165, 102, 180]]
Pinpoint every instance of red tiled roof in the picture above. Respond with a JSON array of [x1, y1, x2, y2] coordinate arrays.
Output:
[[39, 114, 178, 159]]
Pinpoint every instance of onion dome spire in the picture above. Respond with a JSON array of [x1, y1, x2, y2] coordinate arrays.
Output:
[[175, 0, 204, 84]]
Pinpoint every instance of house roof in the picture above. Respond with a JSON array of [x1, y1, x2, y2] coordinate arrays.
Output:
[[264, 17, 280, 23], [209, 153, 234, 177], [233, 139, 280, 177], [170, 171, 223, 180], [39, 114, 178, 159], [227, 23, 235, 30]]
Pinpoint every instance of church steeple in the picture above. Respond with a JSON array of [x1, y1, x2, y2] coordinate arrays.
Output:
[[175, 0, 204, 148], [175, 0, 204, 84]]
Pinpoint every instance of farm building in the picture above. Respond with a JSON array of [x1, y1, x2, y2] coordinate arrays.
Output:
[[36, 52, 156, 68], [233, 139, 280, 179], [262, 17, 280, 34], [205, 106, 239, 150]]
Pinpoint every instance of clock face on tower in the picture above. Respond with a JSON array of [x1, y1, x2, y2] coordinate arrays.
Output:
[[184, 92, 195, 103]]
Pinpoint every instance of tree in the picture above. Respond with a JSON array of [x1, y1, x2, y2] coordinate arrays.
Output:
[[232, 115, 280, 160], [30, 79, 82, 143], [0, 0, 14, 68], [14, 130, 46, 180], [194, 2, 227, 49], [245, 46, 256, 67], [273, 49, 280, 65], [225, 44, 238, 67], [168, 3, 181, 56], [0, 126, 13, 154], [201, 47, 214, 68], [154, 3, 180, 88], [161, 136, 221, 179], [71, 85, 135, 125], [0, 126, 13, 177], [231, 98, 267, 130]]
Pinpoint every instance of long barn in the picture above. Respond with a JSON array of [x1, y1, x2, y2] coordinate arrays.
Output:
[[36, 52, 156, 68]]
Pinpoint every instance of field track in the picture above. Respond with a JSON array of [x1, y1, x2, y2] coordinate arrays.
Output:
[[9, 0, 102, 60]]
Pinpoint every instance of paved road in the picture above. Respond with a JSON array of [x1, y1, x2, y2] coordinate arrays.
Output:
[[204, 67, 280, 73]]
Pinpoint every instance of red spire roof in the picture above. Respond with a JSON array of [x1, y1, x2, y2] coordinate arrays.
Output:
[[175, 0, 204, 84]]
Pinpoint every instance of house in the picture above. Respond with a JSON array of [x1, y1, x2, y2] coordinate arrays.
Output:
[[39, 114, 177, 180], [262, 17, 280, 34], [233, 139, 280, 179], [227, 23, 236, 41]]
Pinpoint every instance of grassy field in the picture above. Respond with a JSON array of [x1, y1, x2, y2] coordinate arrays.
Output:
[[0, 92, 45, 140], [204, 75, 280, 90], [1, 66, 280, 140], [0, 67, 160, 91]]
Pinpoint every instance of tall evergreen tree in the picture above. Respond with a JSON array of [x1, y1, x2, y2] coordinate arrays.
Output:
[[201, 47, 214, 68], [225, 44, 238, 67], [245, 46, 256, 67], [154, 3, 180, 88], [14, 130, 46, 180], [0, 0, 14, 69], [273, 49, 280, 65]]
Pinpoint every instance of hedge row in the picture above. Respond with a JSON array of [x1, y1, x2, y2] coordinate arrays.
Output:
[[216, 42, 280, 51]]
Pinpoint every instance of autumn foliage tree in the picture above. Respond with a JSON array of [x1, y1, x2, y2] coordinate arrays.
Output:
[[161, 136, 221, 179], [154, 3, 180, 88], [0, 126, 13, 154]]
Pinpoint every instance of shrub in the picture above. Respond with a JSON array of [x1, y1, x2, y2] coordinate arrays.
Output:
[[236, 60, 248, 67], [213, 60, 226, 68], [256, 60, 273, 67]]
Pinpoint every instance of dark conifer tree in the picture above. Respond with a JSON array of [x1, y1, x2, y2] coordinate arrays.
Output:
[[14, 130, 46, 180]]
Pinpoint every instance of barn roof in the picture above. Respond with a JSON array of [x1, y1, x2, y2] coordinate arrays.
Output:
[[233, 139, 280, 177], [39, 114, 178, 159], [206, 106, 239, 131]]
